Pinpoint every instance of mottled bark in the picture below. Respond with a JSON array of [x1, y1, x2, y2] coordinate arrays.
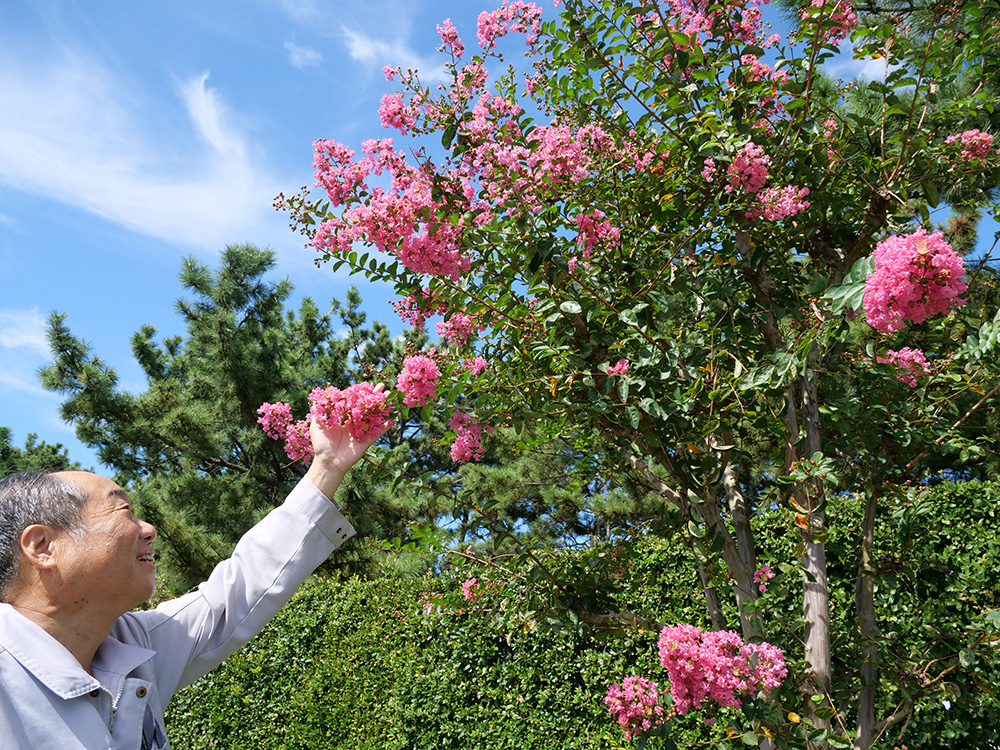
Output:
[[799, 371, 832, 726], [855, 490, 881, 750]]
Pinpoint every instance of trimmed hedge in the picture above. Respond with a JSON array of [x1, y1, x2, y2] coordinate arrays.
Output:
[[165, 481, 1000, 749], [164, 539, 705, 749]]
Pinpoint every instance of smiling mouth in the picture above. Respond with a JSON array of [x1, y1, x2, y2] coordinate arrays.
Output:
[[138, 553, 156, 563]]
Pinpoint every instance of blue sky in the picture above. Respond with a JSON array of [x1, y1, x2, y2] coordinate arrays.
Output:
[[0, 0, 487, 468], [1, 0, 996, 471]]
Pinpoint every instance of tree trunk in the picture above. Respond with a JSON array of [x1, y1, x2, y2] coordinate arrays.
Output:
[[854, 490, 880, 750], [797, 372, 833, 728]]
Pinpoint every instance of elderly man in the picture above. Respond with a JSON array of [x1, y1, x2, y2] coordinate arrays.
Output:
[[0, 411, 387, 750]]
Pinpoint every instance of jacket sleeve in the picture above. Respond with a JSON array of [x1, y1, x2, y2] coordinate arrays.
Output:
[[114, 477, 355, 700]]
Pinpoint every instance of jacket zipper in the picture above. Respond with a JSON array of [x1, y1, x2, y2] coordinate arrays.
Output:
[[107, 678, 127, 733]]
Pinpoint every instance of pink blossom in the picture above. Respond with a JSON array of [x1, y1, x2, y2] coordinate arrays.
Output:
[[726, 142, 770, 195], [392, 288, 448, 330], [863, 228, 968, 333], [574, 210, 620, 258], [657, 624, 787, 714], [877, 347, 931, 388], [463, 356, 489, 376], [604, 676, 665, 741], [608, 359, 631, 376], [282, 419, 314, 464], [741, 54, 788, 85], [313, 139, 371, 208], [257, 401, 293, 441], [436, 312, 481, 347], [449, 410, 488, 463], [753, 565, 775, 592], [257, 403, 315, 464], [657, 0, 768, 45], [529, 124, 591, 186], [378, 93, 417, 135], [944, 128, 994, 164], [800, 0, 858, 44], [747, 185, 810, 221], [308, 382, 392, 443], [436, 18, 465, 58], [397, 355, 441, 407], [461, 577, 481, 601], [476, 1, 544, 51], [701, 157, 716, 183]]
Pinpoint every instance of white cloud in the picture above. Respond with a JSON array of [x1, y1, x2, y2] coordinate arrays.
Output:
[[0, 308, 51, 397], [820, 48, 894, 83], [178, 73, 248, 163], [0, 308, 48, 354], [285, 40, 323, 69], [341, 26, 443, 78], [0, 46, 286, 252]]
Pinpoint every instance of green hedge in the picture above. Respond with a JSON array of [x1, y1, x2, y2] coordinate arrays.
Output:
[[164, 481, 1000, 749], [164, 538, 706, 749]]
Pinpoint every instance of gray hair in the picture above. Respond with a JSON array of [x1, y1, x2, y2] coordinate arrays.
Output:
[[0, 471, 88, 599]]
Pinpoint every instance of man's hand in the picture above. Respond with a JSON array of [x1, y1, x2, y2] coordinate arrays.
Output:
[[305, 383, 393, 500]]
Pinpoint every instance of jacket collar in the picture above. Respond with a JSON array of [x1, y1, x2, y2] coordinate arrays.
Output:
[[0, 603, 154, 699]]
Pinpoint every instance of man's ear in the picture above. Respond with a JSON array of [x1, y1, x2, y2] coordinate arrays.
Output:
[[19, 524, 61, 570]]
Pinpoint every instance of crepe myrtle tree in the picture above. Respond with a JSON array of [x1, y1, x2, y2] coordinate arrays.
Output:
[[274, 0, 1000, 746]]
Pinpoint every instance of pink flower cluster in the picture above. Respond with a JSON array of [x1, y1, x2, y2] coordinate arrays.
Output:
[[657, 0, 768, 45], [476, 0, 544, 51], [311, 137, 472, 281], [944, 128, 995, 164], [397, 355, 441, 407], [437, 18, 465, 58], [800, 0, 858, 44], [657, 624, 787, 714], [877, 347, 931, 388], [461, 577, 481, 601], [741, 54, 788, 86], [308, 383, 392, 442], [463, 356, 489, 376], [378, 92, 419, 135], [258, 402, 314, 463], [604, 676, 666, 741], [753, 565, 775, 592], [575, 210, 621, 259], [449, 410, 488, 463], [608, 359, 631, 376], [726, 143, 770, 194], [747, 185, 811, 221], [863, 228, 968, 333], [392, 287, 450, 330], [257, 382, 391, 464], [437, 312, 482, 347]]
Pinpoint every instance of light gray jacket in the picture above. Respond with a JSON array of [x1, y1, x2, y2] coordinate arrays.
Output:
[[0, 478, 355, 749]]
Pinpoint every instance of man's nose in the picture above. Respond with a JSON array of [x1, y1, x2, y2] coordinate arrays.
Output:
[[140, 519, 158, 542]]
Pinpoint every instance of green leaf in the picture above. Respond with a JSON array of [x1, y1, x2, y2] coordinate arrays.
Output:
[[559, 300, 583, 315], [922, 180, 940, 208], [822, 255, 875, 314]]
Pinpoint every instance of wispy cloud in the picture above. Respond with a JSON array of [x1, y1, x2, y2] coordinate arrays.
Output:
[[0, 308, 49, 354], [285, 40, 323, 69], [341, 26, 444, 78], [0, 307, 50, 397], [0, 45, 286, 252], [820, 49, 893, 83]]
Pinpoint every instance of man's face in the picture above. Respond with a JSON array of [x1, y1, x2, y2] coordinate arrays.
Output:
[[53, 472, 159, 614]]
